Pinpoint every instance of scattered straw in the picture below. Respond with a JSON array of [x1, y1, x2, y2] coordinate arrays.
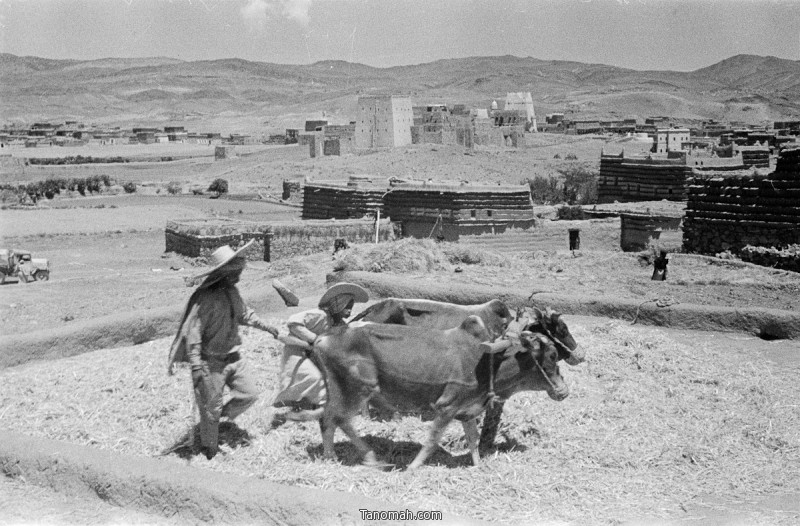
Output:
[[1, 320, 798, 524]]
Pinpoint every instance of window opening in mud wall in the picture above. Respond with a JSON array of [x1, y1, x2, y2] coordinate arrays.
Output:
[[471, 209, 476, 218], [486, 210, 492, 217]]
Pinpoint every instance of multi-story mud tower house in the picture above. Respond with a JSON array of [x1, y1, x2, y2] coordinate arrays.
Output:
[[504, 92, 537, 132], [355, 95, 413, 150], [384, 183, 535, 242]]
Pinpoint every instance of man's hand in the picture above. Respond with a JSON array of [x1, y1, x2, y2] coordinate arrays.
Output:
[[252, 318, 280, 338], [191, 366, 208, 387]]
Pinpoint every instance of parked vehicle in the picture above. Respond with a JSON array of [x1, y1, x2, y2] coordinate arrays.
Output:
[[0, 249, 50, 283]]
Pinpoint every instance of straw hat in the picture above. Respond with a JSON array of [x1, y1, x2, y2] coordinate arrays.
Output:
[[192, 240, 255, 282], [318, 282, 369, 311]]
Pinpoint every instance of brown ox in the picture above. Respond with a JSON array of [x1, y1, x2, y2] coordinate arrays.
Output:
[[351, 298, 512, 340], [314, 315, 567, 470], [352, 298, 585, 452]]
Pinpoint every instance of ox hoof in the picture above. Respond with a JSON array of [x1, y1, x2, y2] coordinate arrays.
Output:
[[362, 452, 393, 470]]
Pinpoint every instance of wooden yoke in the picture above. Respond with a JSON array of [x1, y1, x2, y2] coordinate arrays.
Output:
[[479, 337, 513, 408]]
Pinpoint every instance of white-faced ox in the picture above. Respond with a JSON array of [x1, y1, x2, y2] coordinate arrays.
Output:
[[314, 315, 567, 470], [352, 298, 585, 452]]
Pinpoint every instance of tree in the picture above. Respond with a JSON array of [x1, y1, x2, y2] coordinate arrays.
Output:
[[208, 178, 229, 197], [559, 167, 598, 205]]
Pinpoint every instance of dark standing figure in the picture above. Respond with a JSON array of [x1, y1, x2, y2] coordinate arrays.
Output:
[[168, 241, 280, 459], [652, 250, 669, 281]]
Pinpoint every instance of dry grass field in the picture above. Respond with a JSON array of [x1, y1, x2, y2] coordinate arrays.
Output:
[[1, 136, 800, 524], [1, 313, 798, 525]]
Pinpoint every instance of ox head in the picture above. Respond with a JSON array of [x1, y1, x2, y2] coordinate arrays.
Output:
[[482, 328, 569, 402], [518, 330, 569, 401], [483, 299, 513, 340], [517, 307, 584, 366]]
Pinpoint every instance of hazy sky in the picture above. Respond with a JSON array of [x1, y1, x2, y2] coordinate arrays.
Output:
[[1, 0, 798, 71]]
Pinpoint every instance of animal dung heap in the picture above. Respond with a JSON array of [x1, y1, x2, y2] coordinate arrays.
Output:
[[683, 147, 800, 255], [384, 183, 535, 242]]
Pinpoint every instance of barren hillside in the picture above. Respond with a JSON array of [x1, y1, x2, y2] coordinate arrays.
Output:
[[1, 53, 798, 133]]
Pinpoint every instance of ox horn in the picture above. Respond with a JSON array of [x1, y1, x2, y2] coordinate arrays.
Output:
[[479, 339, 513, 355]]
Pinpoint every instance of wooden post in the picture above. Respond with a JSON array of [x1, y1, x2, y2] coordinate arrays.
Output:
[[263, 232, 273, 262], [375, 208, 380, 244]]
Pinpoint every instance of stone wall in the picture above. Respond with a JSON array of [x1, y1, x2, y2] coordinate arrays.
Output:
[[740, 245, 800, 272], [165, 219, 268, 260], [165, 218, 395, 261], [683, 147, 800, 254], [598, 153, 693, 203]]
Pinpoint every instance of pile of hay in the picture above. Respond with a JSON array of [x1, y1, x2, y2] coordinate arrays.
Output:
[[333, 238, 509, 274], [1, 319, 798, 524]]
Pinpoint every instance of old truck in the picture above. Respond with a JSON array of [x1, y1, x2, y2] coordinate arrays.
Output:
[[0, 249, 50, 283]]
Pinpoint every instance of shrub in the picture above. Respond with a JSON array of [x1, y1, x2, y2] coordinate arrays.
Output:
[[556, 205, 586, 220], [208, 178, 228, 197], [122, 182, 137, 194], [167, 181, 182, 195], [564, 152, 578, 160], [527, 175, 564, 204], [559, 166, 598, 205], [553, 153, 561, 159]]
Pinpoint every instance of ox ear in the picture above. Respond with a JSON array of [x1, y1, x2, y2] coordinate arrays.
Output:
[[460, 315, 487, 339], [519, 331, 542, 355], [533, 307, 545, 323]]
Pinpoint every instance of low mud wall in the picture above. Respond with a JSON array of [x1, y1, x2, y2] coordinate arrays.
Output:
[[0, 284, 292, 369], [0, 429, 470, 526], [5, 266, 799, 370], [166, 218, 396, 261]]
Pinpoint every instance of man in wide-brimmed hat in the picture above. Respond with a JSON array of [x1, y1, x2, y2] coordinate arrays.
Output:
[[272, 282, 369, 421], [168, 240, 280, 459]]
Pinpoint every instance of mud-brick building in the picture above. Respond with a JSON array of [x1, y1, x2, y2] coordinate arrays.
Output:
[[410, 106, 474, 148], [322, 124, 355, 156], [355, 95, 413, 150], [384, 183, 535, 242], [504, 92, 537, 132], [683, 147, 800, 255], [597, 153, 694, 203], [652, 128, 690, 154], [736, 145, 770, 168], [301, 176, 386, 220]]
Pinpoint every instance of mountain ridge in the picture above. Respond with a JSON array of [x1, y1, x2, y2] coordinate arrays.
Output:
[[2, 53, 798, 131]]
